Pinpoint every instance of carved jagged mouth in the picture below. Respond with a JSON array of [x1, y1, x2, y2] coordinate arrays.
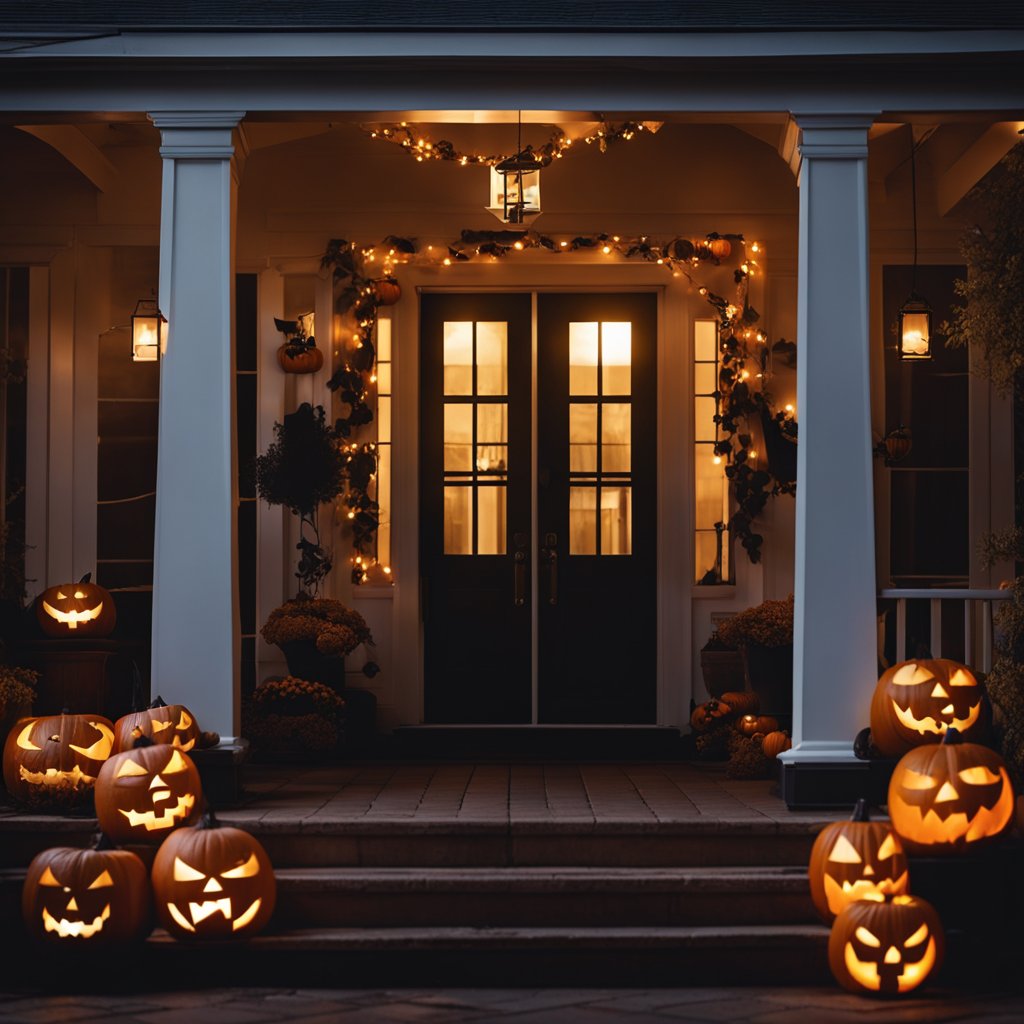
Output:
[[843, 938, 937, 993], [20, 765, 95, 788], [42, 904, 110, 939], [41, 600, 104, 629], [167, 898, 262, 933], [889, 777, 1014, 844], [892, 701, 981, 736], [823, 872, 909, 915], [119, 793, 195, 831]]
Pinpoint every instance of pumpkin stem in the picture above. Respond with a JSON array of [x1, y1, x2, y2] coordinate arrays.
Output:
[[92, 832, 118, 851], [851, 798, 870, 822], [79, 572, 92, 584], [131, 734, 155, 749], [197, 804, 221, 830], [149, 696, 168, 709], [942, 727, 962, 745]]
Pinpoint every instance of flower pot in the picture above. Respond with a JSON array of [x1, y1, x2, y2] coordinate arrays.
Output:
[[279, 640, 345, 687], [699, 649, 746, 698], [742, 641, 793, 725]]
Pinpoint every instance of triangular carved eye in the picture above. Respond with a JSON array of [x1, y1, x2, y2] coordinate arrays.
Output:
[[178, 710, 193, 730], [73, 590, 86, 599], [88, 870, 114, 889], [39, 867, 61, 887], [900, 769, 937, 790], [222, 853, 260, 879], [116, 758, 149, 778], [164, 750, 189, 774], [877, 833, 899, 860], [949, 669, 976, 687], [173, 857, 207, 882], [958, 766, 1001, 785], [905, 923, 929, 947], [55, 592, 67, 600], [151, 719, 174, 733], [855, 927, 881, 947], [827, 835, 862, 864], [891, 663, 933, 686]]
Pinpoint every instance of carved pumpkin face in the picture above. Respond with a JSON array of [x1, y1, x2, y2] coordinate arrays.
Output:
[[809, 801, 909, 922], [870, 659, 989, 756], [95, 744, 202, 844], [152, 814, 276, 940], [829, 894, 943, 996], [35, 575, 116, 638], [2, 714, 114, 803], [22, 842, 152, 944], [888, 729, 1013, 855], [113, 700, 200, 754]]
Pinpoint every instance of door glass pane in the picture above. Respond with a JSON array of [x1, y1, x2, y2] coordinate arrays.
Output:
[[694, 319, 718, 362], [569, 322, 598, 395], [601, 486, 632, 555], [694, 362, 717, 395], [444, 321, 473, 394], [569, 403, 598, 472], [377, 395, 392, 443], [694, 396, 717, 442], [601, 322, 631, 395], [601, 403, 631, 473], [444, 404, 473, 471], [476, 403, 507, 443], [695, 450, 729, 529], [376, 361, 392, 393], [444, 486, 473, 554], [476, 322, 508, 395], [477, 486, 507, 555], [569, 486, 597, 555]]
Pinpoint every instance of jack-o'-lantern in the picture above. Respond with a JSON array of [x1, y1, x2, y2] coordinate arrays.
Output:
[[22, 835, 152, 944], [809, 799, 909, 922], [95, 740, 202, 844], [113, 697, 200, 754], [35, 573, 116, 638], [372, 277, 402, 306], [870, 659, 989, 756], [887, 727, 1013, 855], [736, 714, 779, 737], [829, 893, 943, 996], [719, 691, 760, 716], [3, 712, 114, 804], [690, 698, 732, 731], [151, 809, 276, 940]]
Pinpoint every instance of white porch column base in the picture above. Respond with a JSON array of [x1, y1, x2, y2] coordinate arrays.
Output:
[[150, 111, 245, 738], [781, 114, 879, 803]]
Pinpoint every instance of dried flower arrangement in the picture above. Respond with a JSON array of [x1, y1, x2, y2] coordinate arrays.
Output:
[[714, 595, 794, 650], [261, 597, 373, 658]]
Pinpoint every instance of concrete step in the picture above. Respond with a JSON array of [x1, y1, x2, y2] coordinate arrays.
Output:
[[0, 815, 823, 868]]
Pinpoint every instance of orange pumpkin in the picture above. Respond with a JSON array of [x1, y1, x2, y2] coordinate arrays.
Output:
[[372, 277, 402, 306], [809, 799, 909, 922], [35, 573, 116, 638], [113, 697, 200, 754], [720, 691, 760, 716], [761, 730, 792, 759], [870, 658, 990, 756], [829, 894, 943, 996], [690, 698, 732, 731], [706, 237, 732, 261], [887, 727, 1013, 855], [277, 344, 324, 374], [736, 714, 778, 737]]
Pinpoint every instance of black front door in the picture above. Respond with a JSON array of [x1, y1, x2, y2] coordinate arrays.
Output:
[[421, 291, 657, 724]]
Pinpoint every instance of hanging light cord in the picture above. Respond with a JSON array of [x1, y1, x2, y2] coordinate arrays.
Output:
[[910, 132, 919, 294]]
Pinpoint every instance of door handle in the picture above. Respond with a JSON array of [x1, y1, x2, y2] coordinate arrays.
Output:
[[541, 532, 558, 606], [513, 532, 529, 607]]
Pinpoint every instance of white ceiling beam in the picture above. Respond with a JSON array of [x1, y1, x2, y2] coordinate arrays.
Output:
[[936, 121, 1024, 216], [16, 124, 119, 192]]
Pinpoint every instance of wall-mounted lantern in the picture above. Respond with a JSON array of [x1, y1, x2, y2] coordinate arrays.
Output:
[[131, 298, 166, 362]]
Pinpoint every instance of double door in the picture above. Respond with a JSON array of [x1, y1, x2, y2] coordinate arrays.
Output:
[[420, 292, 657, 723]]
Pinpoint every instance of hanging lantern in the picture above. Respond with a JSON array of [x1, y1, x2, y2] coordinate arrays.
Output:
[[489, 152, 543, 225], [131, 298, 166, 363], [898, 294, 931, 361]]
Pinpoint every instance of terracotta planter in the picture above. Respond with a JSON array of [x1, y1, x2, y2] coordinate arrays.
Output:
[[699, 649, 746, 698], [742, 642, 793, 724]]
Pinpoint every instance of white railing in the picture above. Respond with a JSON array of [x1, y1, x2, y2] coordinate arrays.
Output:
[[878, 589, 1012, 674]]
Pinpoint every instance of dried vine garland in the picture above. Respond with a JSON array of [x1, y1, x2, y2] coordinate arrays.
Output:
[[322, 226, 797, 580]]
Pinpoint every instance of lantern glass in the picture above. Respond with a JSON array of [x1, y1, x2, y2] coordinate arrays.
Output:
[[488, 165, 541, 224], [898, 301, 931, 360], [131, 299, 166, 362]]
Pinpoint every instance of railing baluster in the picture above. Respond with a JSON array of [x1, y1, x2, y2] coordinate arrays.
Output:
[[896, 599, 907, 663], [964, 601, 973, 667], [930, 599, 942, 658], [982, 600, 993, 674]]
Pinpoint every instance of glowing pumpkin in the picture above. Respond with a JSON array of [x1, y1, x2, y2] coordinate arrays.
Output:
[[887, 727, 1013, 855], [372, 277, 402, 305], [22, 835, 152, 944], [870, 659, 989, 756], [35, 573, 116, 638], [829, 893, 943, 996], [809, 799, 909, 923], [2, 712, 114, 804], [95, 740, 202, 844], [151, 809, 276, 940], [113, 697, 200, 754], [736, 714, 779, 738]]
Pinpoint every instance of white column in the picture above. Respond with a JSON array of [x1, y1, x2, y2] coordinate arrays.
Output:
[[780, 115, 879, 767], [150, 111, 245, 738]]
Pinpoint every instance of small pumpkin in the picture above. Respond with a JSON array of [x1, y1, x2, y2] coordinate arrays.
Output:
[[3, 712, 114, 804], [95, 738, 202, 845], [887, 727, 1013, 855], [870, 658, 990, 756], [719, 691, 760, 716], [35, 573, 116, 638], [736, 714, 779, 737], [690, 698, 732, 732], [829, 893, 943, 996], [22, 834, 152, 944], [706, 237, 732, 261], [113, 697, 200, 754], [372, 277, 402, 306], [809, 798, 909, 922], [277, 343, 324, 375], [762, 730, 792, 759], [151, 808, 276, 940]]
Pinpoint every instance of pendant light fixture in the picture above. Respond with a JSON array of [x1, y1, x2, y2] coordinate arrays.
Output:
[[131, 297, 166, 362], [488, 111, 545, 225], [899, 131, 931, 361]]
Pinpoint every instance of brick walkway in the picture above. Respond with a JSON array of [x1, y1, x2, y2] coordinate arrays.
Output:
[[1, 985, 1023, 1023]]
